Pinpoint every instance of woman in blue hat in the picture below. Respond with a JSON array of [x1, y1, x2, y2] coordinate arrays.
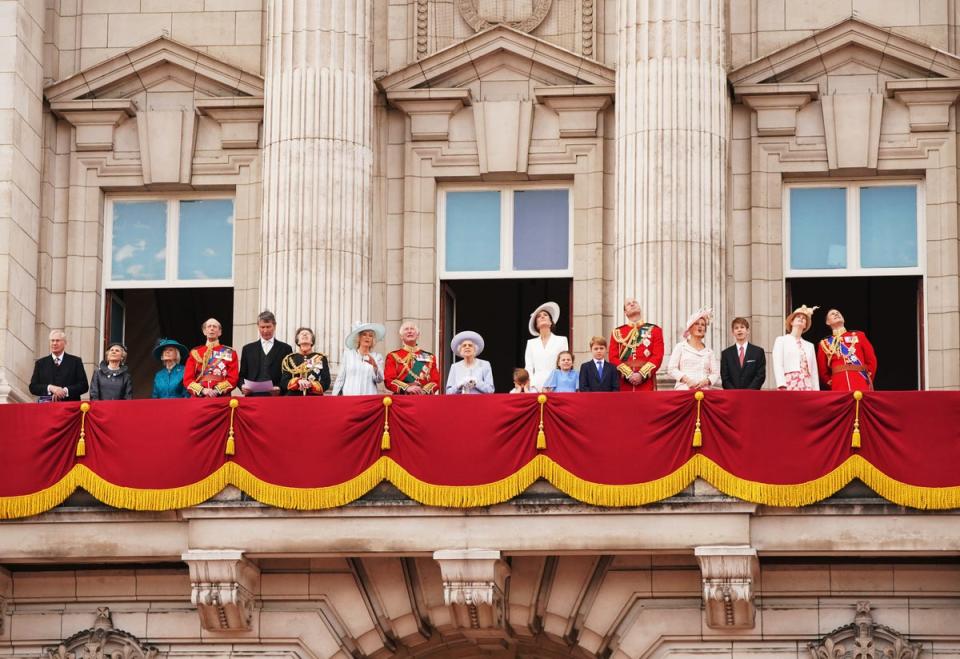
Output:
[[446, 331, 494, 394], [151, 338, 190, 398]]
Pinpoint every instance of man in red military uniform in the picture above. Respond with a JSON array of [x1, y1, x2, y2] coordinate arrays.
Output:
[[385, 322, 440, 395], [183, 317, 239, 397], [609, 298, 664, 391], [816, 308, 877, 391]]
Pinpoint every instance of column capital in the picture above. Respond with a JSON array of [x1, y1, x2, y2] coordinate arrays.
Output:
[[694, 545, 758, 629], [181, 550, 260, 631]]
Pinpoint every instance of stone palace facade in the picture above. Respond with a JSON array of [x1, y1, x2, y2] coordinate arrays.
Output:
[[0, 2, 959, 659]]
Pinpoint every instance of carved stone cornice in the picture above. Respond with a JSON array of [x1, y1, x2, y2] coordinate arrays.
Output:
[[386, 89, 471, 141], [694, 546, 758, 629], [434, 549, 511, 644], [182, 550, 260, 631], [46, 607, 158, 659], [535, 85, 614, 138], [809, 601, 921, 659], [886, 78, 960, 132], [196, 97, 264, 149], [735, 83, 819, 137], [49, 99, 136, 151]]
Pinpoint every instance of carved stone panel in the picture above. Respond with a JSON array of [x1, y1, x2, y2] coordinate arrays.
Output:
[[809, 601, 921, 659], [45, 608, 159, 659], [456, 0, 553, 33]]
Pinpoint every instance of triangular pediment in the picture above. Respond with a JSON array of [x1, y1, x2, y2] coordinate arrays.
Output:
[[45, 36, 263, 103], [730, 17, 960, 86], [377, 24, 615, 92]]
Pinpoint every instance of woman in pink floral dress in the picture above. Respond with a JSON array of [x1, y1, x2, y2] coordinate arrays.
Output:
[[772, 305, 820, 391]]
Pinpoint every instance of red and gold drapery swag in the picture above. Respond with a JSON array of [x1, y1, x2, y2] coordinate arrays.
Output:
[[1, 391, 959, 519]]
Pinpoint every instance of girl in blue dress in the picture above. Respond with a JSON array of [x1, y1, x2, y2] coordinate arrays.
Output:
[[542, 351, 579, 393]]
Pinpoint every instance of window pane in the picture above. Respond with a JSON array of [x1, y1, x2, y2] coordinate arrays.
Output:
[[445, 191, 500, 271], [790, 188, 847, 269], [111, 201, 167, 281], [860, 185, 918, 268], [178, 199, 234, 280], [513, 189, 569, 270]]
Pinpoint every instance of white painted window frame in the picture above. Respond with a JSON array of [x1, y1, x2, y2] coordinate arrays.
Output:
[[103, 192, 236, 289], [783, 179, 925, 278], [437, 182, 574, 280]]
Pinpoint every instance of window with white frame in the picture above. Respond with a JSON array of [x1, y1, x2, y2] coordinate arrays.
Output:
[[439, 185, 572, 279], [104, 196, 235, 287], [785, 181, 922, 276]]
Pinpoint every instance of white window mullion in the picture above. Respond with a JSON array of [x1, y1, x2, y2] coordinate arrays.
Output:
[[166, 200, 178, 282], [502, 188, 512, 274], [848, 184, 859, 271]]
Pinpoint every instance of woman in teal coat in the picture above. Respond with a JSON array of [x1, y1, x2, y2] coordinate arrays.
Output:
[[151, 338, 190, 398]]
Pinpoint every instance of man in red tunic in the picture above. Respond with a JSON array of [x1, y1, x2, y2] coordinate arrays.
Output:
[[384, 322, 440, 395], [183, 317, 239, 397], [816, 308, 877, 391], [609, 298, 664, 391]]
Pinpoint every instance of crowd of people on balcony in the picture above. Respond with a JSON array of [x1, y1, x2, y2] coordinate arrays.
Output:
[[27, 299, 878, 402]]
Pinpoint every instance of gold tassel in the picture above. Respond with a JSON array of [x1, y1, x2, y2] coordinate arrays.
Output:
[[692, 391, 704, 448], [536, 394, 547, 450], [851, 390, 863, 449], [381, 397, 393, 450], [76, 402, 90, 457], [226, 398, 239, 456]]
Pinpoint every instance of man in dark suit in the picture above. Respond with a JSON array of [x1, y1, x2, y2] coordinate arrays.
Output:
[[29, 330, 89, 401], [579, 336, 620, 392], [720, 317, 766, 390], [239, 310, 293, 396]]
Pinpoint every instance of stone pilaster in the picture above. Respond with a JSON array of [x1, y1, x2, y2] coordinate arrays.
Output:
[[615, 0, 728, 347], [260, 0, 374, 363], [0, 0, 45, 402]]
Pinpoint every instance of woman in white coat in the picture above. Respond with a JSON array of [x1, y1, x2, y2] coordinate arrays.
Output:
[[523, 301, 569, 391], [772, 305, 820, 391], [667, 307, 720, 390], [332, 322, 385, 395]]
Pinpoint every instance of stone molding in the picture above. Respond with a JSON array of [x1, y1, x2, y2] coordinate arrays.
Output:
[[434, 549, 511, 643], [44, 35, 263, 102], [809, 601, 921, 659], [886, 79, 960, 132], [182, 550, 260, 631], [46, 607, 158, 659], [386, 89, 471, 141], [735, 83, 818, 136], [196, 97, 265, 149], [49, 100, 136, 152], [694, 546, 758, 629], [535, 85, 614, 138], [730, 17, 960, 86]]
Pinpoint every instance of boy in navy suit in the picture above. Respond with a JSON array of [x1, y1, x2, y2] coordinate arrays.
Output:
[[579, 336, 620, 392]]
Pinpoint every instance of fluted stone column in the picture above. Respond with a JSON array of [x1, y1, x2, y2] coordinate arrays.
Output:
[[260, 0, 374, 364], [615, 0, 728, 347]]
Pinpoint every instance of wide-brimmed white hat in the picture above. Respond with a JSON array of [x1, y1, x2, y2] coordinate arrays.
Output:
[[344, 321, 386, 349], [528, 301, 560, 336], [785, 305, 819, 334], [451, 330, 484, 356], [682, 307, 713, 338]]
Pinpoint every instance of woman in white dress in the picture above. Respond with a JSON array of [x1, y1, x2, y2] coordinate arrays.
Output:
[[332, 322, 385, 395], [523, 301, 569, 391], [667, 307, 720, 390], [772, 305, 820, 391], [446, 331, 495, 394]]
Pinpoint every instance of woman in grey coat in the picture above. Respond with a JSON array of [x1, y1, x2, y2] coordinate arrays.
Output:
[[90, 342, 133, 400]]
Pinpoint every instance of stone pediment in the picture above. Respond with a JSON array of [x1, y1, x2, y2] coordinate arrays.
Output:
[[730, 17, 960, 86], [377, 24, 614, 93], [44, 35, 263, 103]]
